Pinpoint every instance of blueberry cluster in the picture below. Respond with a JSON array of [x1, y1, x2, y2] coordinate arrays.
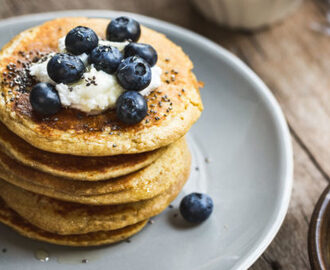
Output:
[[30, 16, 158, 125]]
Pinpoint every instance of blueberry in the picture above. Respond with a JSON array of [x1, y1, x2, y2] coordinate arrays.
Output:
[[89, 46, 123, 74], [47, 53, 85, 84], [29, 82, 61, 116], [124, 43, 158, 67], [179, 193, 213, 223], [116, 91, 148, 124], [106, 16, 141, 42], [65, 26, 98, 55], [116, 56, 151, 91]]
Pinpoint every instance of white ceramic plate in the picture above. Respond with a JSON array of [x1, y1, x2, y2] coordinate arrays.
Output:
[[0, 10, 293, 270]]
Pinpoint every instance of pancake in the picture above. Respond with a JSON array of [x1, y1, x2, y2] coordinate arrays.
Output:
[[0, 198, 148, 247], [0, 170, 186, 235], [0, 17, 203, 156], [0, 122, 165, 181], [0, 137, 191, 205]]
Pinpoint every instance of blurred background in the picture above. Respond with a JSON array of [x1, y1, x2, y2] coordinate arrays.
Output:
[[1, 0, 330, 269]]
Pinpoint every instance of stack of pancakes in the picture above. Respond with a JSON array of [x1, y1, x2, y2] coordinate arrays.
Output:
[[0, 18, 203, 246]]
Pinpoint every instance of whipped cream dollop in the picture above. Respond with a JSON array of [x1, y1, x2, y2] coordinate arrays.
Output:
[[29, 36, 162, 114]]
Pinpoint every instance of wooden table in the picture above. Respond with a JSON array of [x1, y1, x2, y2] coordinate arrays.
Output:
[[0, 0, 328, 269]]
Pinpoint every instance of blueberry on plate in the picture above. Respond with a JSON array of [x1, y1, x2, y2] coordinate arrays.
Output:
[[116, 91, 148, 125], [29, 82, 61, 116], [124, 43, 158, 67], [89, 46, 123, 74], [106, 16, 141, 42], [47, 53, 85, 84], [179, 193, 214, 223], [116, 56, 151, 91], [65, 26, 99, 55]]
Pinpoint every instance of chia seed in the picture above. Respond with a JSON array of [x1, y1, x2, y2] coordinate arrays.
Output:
[[161, 95, 169, 102]]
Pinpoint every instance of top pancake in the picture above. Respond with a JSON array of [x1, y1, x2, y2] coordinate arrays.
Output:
[[0, 17, 203, 156]]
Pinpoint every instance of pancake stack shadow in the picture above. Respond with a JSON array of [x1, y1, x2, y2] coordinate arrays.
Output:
[[0, 122, 191, 246]]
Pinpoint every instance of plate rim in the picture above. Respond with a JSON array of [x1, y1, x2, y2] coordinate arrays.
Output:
[[0, 10, 293, 270]]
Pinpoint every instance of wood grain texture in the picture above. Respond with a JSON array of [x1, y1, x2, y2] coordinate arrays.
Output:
[[0, 0, 329, 269]]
